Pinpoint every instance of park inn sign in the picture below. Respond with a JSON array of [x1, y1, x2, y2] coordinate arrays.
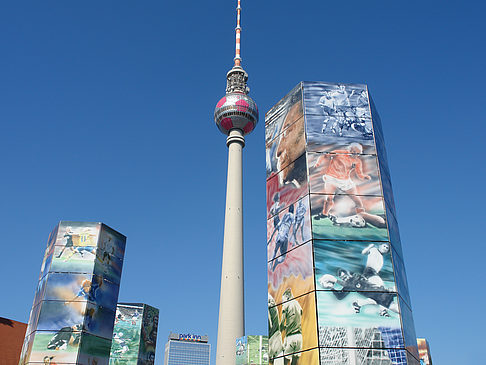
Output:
[[169, 332, 209, 343]]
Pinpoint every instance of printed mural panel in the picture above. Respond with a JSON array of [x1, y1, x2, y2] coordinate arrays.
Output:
[[268, 240, 314, 307], [36, 301, 86, 332], [406, 351, 421, 365], [307, 152, 381, 196], [83, 302, 116, 340], [26, 302, 42, 338], [391, 250, 411, 306], [319, 347, 409, 365], [139, 305, 159, 364], [55, 223, 101, 248], [28, 330, 82, 363], [270, 347, 319, 365], [42, 274, 119, 312], [267, 154, 308, 220], [310, 194, 389, 241], [417, 339, 432, 365], [99, 224, 126, 260], [78, 333, 112, 365], [386, 206, 403, 258], [51, 245, 96, 274], [94, 252, 123, 285], [316, 290, 404, 349], [398, 299, 418, 359], [268, 292, 318, 362], [266, 116, 305, 180], [265, 83, 302, 133], [18, 332, 35, 365], [110, 305, 143, 360], [109, 359, 136, 365], [267, 195, 311, 254], [236, 336, 248, 365], [314, 240, 396, 293]]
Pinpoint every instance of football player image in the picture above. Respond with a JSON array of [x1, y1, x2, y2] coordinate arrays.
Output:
[[55, 227, 75, 259], [274, 104, 306, 187], [269, 192, 281, 228], [292, 200, 306, 243], [270, 205, 295, 271], [47, 324, 82, 350], [362, 243, 390, 284], [280, 289, 303, 365], [113, 332, 130, 355], [313, 143, 386, 228], [43, 356, 56, 365], [69, 276, 103, 302], [268, 294, 284, 365]]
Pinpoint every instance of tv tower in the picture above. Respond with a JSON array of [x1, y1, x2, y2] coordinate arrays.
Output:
[[213, 0, 258, 364]]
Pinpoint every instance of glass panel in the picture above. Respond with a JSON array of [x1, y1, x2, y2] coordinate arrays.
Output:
[[268, 292, 317, 360], [310, 194, 389, 241], [406, 350, 421, 365], [307, 152, 381, 196], [266, 83, 302, 130], [99, 224, 126, 260], [399, 299, 418, 359], [29, 329, 81, 363], [314, 240, 396, 293], [93, 251, 123, 285], [37, 301, 86, 331], [50, 245, 96, 275], [266, 116, 305, 179], [266, 154, 308, 219], [78, 332, 112, 365], [316, 291, 404, 349], [319, 348, 408, 365], [110, 304, 143, 359], [83, 302, 116, 340], [139, 305, 159, 364], [268, 240, 314, 307], [267, 195, 311, 252], [391, 250, 411, 306]]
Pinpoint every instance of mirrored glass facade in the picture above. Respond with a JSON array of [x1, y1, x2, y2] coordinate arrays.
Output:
[[164, 334, 210, 365]]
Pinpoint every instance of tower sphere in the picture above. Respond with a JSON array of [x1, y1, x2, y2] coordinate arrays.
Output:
[[214, 92, 259, 136]]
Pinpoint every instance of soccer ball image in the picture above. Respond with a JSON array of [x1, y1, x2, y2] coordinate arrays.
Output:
[[349, 215, 366, 228]]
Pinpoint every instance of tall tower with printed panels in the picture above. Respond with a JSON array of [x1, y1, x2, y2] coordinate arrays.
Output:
[[266, 82, 419, 365], [213, 1, 258, 364], [18, 221, 126, 365]]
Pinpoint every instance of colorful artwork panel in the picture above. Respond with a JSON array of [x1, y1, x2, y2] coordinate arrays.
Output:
[[303, 81, 370, 117], [270, 347, 319, 365], [267, 195, 311, 252], [417, 339, 432, 365], [305, 114, 376, 154], [399, 299, 418, 359], [110, 305, 143, 360], [266, 116, 305, 179], [28, 330, 81, 363], [319, 347, 408, 365], [37, 301, 86, 332], [268, 241, 314, 307], [26, 302, 42, 337], [99, 225, 126, 260], [235, 336, 248, 365], [391, 250, 411, 306], [314, 240, 396, 293], [268, 292, 318, 360], [51, 245, 96, 274], [307, 152, 381, 196], [83, 302, 116, 340], [109, 359, 137, 365], [93, 252, 123, 285], [386, 206, 403, 258], [139, 305, 159, 364], [248, 335, 269, 365], [78, 333, 112, 365], [33, 275, 48, 309], [310, 194, 389, 241], [265, 83, 302, 139], [316, 291, 403, 349], [56, 222, 100, 248], [267, 154, 308, 219]]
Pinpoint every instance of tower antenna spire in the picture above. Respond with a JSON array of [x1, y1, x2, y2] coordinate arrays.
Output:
[[234, 0, 242, 67]]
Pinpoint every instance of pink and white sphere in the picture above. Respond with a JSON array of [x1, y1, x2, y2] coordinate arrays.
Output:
[[214, 93, 259, 136]]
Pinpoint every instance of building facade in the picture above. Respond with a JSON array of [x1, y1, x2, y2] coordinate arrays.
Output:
[[18, 221, 126, 365], [236, 335, 269, 365], [266, 82, 419, 364], [0, 317, 27, 365], [109, 303, 159, 365], [164, 333, 210, 365], [417, 339, 432, 365]]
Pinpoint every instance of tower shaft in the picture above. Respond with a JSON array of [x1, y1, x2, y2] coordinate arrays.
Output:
[[215, 129, 246, 365]]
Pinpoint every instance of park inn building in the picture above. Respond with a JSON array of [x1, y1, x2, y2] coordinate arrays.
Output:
[[266, 82, 419, 365], [164, 333, 210, 365]]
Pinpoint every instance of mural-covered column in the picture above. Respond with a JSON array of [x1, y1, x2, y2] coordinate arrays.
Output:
[[266, 82, 419, 365], [18, 221, 126, 365]]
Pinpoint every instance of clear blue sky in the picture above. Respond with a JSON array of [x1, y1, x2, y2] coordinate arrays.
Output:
[[1, 1, 484, 364]]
